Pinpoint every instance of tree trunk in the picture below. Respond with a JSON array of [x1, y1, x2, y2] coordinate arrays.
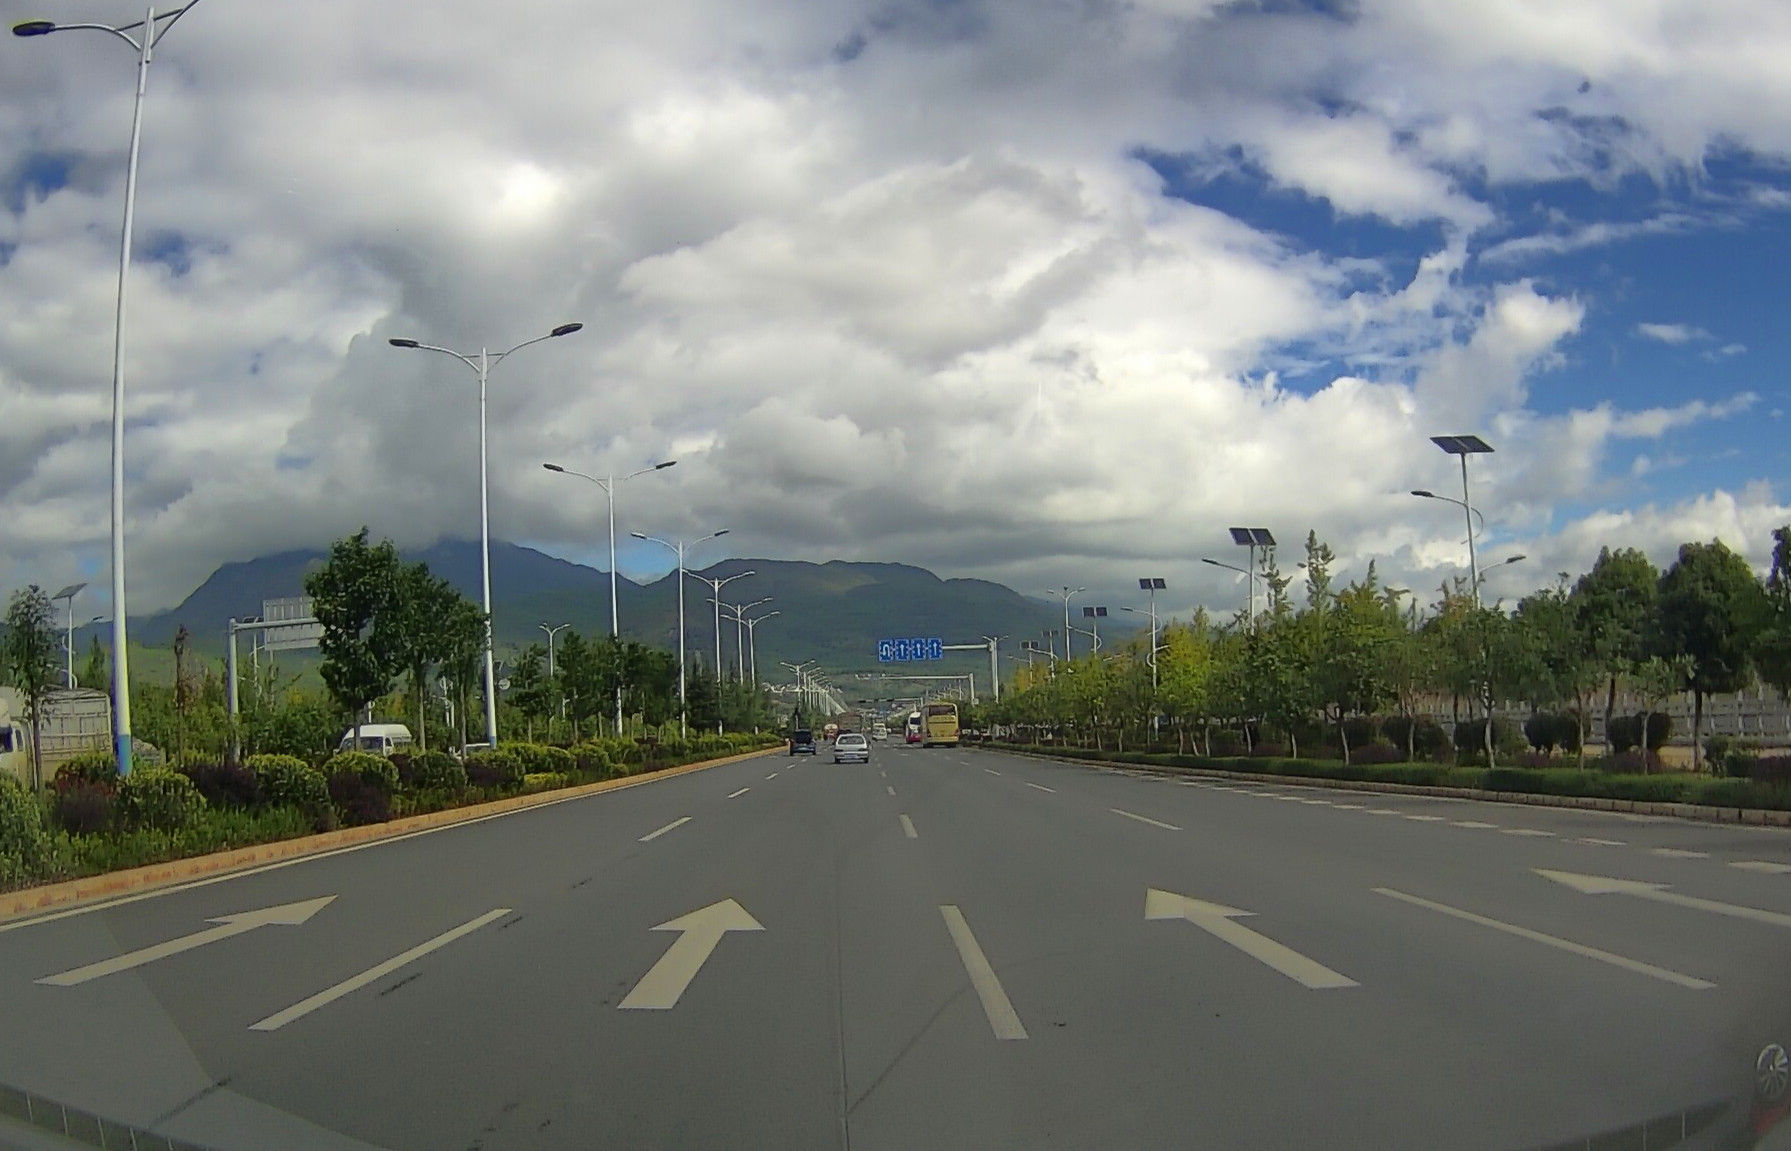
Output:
[[1338, 715, 1350, 765], [413, 666, 428, 752], [1406, 712, 1416, 763], [1693, 690, 1705, 773], [28, 717, 41, 790], [1289, 726, 1299, 760], [1242, 722, 1253, 755], [1604, 675, 1618, 755], [1574, 688, 1587, 769]]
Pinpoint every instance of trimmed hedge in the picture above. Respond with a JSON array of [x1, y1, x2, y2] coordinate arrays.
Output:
[[405, 750, 468, 793], [465, 748, 525, 791], [324, 751, 399, 796], [248, 755, 330, 821], [55, 753, 119, 787], [116, 770, 206, 832]]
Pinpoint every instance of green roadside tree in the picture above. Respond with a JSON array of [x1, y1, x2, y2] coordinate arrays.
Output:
[[1657, 540, 1768, 772], [506, 644, 555, 742], [1753, 526, 1791, 703], [2, 585, 62, 787], [78, 635, 107, 692], [304, 529, 404, 748], [438, 597, 487, 750], [1570, 547, 1659, 750], [386, 561, 463, 751], [1312, 574, 1401, 764], [1513, 579, 1600, 765]]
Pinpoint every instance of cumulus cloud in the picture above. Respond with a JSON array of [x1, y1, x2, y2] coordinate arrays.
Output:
[[2, 0, 1790, 628], [1635, 322, 1711, 345]]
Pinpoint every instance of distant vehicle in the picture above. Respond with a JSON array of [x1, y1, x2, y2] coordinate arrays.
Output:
[[905, 712, 923, 744], [833, 732, 870, 763], [337, 724, 415, 756], [835, 710, 863, 734], [871, 723, 889, 741], [922, 702, 960, 747], [789, 729, 817, 755], [0, 688, 113, 785]]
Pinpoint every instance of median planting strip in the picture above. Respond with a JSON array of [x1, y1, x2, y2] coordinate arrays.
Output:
[[0, 747, 777, 924], [999, 746, 1791, 829]]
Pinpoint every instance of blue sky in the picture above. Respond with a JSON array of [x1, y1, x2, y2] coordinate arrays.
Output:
[[7, 0, 1791, 619]]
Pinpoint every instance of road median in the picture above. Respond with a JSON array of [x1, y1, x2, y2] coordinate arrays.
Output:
[[998, 744, 1791, 829], [0, 746, 774, 924]]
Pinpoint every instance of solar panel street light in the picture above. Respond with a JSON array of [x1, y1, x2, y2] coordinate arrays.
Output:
[[1426, 434, 1494, 606]]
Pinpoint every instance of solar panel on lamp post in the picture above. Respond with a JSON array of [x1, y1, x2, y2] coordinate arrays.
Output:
[[1427, 435, 1494, 608], [1224, 529, 1276, 628], [50, 583, 87, 690]]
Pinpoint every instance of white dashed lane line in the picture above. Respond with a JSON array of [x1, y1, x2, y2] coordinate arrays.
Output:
[[727, 787, 750, 799], [1453, 821, 1498, 829], [1733, 861, 1791, 874], [1503, 829, 1556, 838], [1025, 782, 1056, 793], [1653, 848, 1711, 859]]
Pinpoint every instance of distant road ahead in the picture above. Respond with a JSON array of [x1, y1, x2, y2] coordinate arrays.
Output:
[[2, 744, 1788, 1149]]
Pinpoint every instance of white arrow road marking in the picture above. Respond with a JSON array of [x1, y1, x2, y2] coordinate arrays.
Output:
[[727, 787, 750, 798], [250, 908, 511, 1031], [619, 899, 764, 1010], [1110, 808, 1181, 831], [939, 906, 1027, 1040], [638, 817, 691, 843], [1733, 861, 1791, 874], [39, 897, 336, 987], [1376, 887, 1714, 990], [1145, 889, 1357, 989], [900, 815, 918, 839], [1537, 869, 1791, 929], [1025, 782, 1056, 793]]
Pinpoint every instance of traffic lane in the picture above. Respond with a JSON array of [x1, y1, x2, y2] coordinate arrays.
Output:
[[998, 747, 1791, 863], [0, 752, 778, 1132], [167, 748, 938, 1150], [886, 747, 1763, 1149], [962, 745, 1791, 1003]]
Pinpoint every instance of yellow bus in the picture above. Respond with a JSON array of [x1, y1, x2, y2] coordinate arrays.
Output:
[[922, 702, 960, 748]]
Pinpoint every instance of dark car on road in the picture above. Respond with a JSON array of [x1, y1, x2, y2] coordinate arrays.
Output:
[[789, 730, 817, 755]]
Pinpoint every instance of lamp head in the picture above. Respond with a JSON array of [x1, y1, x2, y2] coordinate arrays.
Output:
[[549, 322, 583, 338], [542, 463, 565, 473], [388, 338, 420, 348], [13, 21, 56, 36]]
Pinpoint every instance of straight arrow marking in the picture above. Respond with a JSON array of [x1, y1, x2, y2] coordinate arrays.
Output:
[[1537, 869, 1791, 929], [250, 907, 511, 1031], [1377, 887, 1713, 990], [619, 899, 763, 1010], [1145, 889, 1356, 990], [39, 896, 336, 987]]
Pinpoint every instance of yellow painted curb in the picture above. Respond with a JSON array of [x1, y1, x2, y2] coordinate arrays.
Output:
[[0, 746, 778, 923]]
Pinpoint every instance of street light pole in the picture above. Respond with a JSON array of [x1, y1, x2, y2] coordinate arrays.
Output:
[[688, 570, 755, 733], [391, 322, 583, 748], [632, 530, 729, 739], [1045, 587, 1085, 660], [17, 3, 206, 774], [51, 584, 87, 690], [543, 460, 677, 732], [744, 611, 780, 685], [1424, 435, 1496, 609]]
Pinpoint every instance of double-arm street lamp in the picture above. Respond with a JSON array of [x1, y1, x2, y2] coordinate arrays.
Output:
[[543, 459, 677, 731], [17, 2, 207, 774], [689, 570, 754, 732], [389, 322, 583, 747], [631, 530, 729, 738], [743, 611, 780, 686], [1201, 556, 1270, 631], [1044, 587, 1085, 660]]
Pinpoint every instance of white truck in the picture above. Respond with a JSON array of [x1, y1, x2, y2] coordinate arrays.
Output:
[[0, 687, 113, 785]]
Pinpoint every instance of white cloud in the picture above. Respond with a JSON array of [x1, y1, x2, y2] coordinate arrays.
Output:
[[3, 0, 1791, 624], [1635, 321, 1711, 345]]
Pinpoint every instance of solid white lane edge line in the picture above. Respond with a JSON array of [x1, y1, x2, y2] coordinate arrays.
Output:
[[1025, 782, 1056, 793], [250, 908, 512, 1031], [900, 815, 918, 839], [727, 787, 750, 799], [1374, 888, 1714, 990], [939, 905, 1027, 1040], [1110, 808, 1182, 832], [639, 817, 692, 843]]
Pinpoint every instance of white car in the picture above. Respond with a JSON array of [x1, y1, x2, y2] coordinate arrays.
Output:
[[871, 723, 889, 741], [833, 732, 871, 763]]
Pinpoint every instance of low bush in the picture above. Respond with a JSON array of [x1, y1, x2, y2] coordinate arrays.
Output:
[[115, 770, 206, 833], [1249, 742, 1291, 759], [327, 770, 392, 826], [1524, 712, 1582, 753], [404, 750, 467, 793], [1706, 735, 1767, 779], [521, 772, 570, 793], [178, 761, 262, 808], [1747, 755, 1791, 786], [52, 805, 317, 879], [464, 748, 525, 791], [324, 750, 399, 796], [1452, 717, 1526, 761], [54, 753, 119, 788], [1381, 716, 1451, 761], [1341, 716, 1379, 750], [0, 776, 54, 889], [248, 755, 330, 821], [1512, 750, 1560, 770], [1348, 741, 1405, 765], [1610, 712, 1673, 754], [1208, 730, 1248, 757], [51, 782, 115, 835], [569, 743, 615, 778]]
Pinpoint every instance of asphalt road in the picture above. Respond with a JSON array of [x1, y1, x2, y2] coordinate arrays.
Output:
[[4, 743, 1791, 1149]]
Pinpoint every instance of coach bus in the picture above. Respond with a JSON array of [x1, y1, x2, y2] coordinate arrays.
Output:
[[922, 702, 960, 748]]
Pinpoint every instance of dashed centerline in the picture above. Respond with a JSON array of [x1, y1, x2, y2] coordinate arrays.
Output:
[[726, 787, 750, 799], [1110, 808, 1182, 832], [1652, 848, 1710, 859], [900, 814, 918, 839], [1025, 782, 1056, 793], [638, 817, 691, 843], [1733, 861, 1791, 874]]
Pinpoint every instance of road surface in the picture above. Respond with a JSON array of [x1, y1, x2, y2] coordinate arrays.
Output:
[[2, 743, 1789, 1149]]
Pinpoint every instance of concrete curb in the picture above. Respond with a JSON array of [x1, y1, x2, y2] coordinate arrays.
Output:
[[0, 746, 778, 923], [1004, 747, 1791, 829]]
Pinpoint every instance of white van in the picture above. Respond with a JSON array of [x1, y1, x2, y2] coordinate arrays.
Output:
[[337, 724, 415, 756]]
